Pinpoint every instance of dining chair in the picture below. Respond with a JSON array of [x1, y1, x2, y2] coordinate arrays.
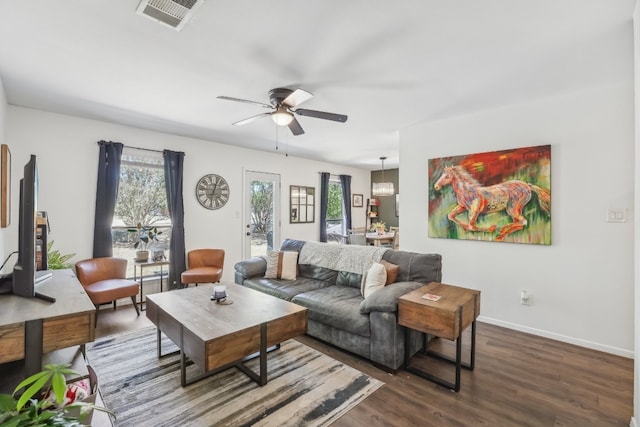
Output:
[[389, 226, 400, 249], [347, 228, 367, 245]]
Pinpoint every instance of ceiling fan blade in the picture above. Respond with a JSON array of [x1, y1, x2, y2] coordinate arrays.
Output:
[[282, 89, 314, 108], [295, 108, 348, 123], [217, 96, 272, 109], [233, 113, 271, 126], [288, 117, 305, 136]]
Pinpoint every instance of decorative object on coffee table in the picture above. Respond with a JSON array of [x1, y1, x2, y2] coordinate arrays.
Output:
[[398, 282, 480, 392]]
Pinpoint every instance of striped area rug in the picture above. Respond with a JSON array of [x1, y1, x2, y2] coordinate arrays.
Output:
[[86, 327, 383, 426]]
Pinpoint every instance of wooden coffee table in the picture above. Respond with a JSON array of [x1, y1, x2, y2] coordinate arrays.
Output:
[[146, 283, 307, 387], [398, 282, 480, 392]]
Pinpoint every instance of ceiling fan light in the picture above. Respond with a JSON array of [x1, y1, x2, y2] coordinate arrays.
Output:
[[272, 108, 293, 126]]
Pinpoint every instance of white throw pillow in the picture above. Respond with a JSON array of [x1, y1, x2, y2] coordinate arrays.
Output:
[[264, 251, 298, 280], [361, 262, 387, 298]]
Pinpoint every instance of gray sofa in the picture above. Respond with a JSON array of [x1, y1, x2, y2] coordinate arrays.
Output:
[[234, 239, 442, 371]]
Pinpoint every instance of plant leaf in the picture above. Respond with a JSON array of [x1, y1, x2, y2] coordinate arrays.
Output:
[[13, 370, 48, 395], [0, 393, 17, 412], [51, 373, 66, 406], [16, 375, 50, 411]]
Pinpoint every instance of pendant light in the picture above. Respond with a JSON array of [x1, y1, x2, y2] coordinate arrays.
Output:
[[372, 156, 394, 196]]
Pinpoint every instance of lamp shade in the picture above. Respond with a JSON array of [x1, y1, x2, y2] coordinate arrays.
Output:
[[372, 182, 394, 196], [372, 156, 394, 196]]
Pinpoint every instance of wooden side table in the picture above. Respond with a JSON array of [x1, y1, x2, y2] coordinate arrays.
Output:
[[398, 282, 480, 392]]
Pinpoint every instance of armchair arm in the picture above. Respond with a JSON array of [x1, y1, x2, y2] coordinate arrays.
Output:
[[234, 257, 267, 280], [359, 281, 424, 314]]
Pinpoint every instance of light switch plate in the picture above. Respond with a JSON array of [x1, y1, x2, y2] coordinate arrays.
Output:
[[606, 208, 627, 223]]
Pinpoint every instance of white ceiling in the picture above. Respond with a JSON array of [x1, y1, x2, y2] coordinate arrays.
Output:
[[0, 1, 635, 170]]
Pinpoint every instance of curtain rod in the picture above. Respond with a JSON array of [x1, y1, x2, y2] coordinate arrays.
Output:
[[318, 172, 351, 177], [125, 145, 164, 154], [96, 140, 164, 154]]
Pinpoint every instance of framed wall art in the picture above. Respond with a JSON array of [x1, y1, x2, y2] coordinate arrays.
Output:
[[1, 144, 10, 228], [352, 194, 363, 207], [428, 144, 551, 245]]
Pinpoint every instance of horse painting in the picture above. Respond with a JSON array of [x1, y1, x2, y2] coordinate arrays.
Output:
[[433, 165, 550, 241]]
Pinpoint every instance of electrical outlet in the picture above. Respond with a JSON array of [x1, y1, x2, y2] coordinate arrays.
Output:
[[520, 290, 530, 305]]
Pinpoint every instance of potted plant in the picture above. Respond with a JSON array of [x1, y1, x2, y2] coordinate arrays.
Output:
[[47, 241, 76, 270], [0, 363, 110, 426], [127, 223, 162, 262], [371, 221, 386, 235]]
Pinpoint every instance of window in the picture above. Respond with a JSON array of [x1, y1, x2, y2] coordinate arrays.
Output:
[[326, 178, 344, 243], [112, 148, 171, 278]]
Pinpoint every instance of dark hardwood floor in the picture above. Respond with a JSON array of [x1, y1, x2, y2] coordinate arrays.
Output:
[[93, 305, 633, 427]]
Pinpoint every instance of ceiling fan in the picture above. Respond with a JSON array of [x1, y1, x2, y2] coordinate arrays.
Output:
[[217, 88, 347, 136]]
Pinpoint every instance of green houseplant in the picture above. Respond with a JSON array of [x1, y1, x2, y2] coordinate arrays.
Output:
[[0, 364, 109, 426], [127, 223, 162, 262], [371, 221, 386, 234], [47, 241, 76, 270]]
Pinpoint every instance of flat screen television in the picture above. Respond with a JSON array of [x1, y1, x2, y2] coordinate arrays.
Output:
[[12, 155, 54, 302]]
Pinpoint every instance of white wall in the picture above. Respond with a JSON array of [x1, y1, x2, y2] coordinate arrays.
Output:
[[4, 106, 370, 283], [633, 2, 640, 425], [0, 75, 6, 264], [401, 82, 634, 357]]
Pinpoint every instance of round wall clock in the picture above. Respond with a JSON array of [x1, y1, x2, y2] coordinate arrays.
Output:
[[196, 174, 230, 210]]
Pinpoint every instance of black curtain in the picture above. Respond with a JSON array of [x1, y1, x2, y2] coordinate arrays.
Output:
[[92, 141, 123, 258], [319, 172, 330, 242], [340, 175, 352, 232], [163, 150, 186, 290]]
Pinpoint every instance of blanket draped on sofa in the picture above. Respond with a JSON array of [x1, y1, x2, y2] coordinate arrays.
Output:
[[299, 241, 388, 274]]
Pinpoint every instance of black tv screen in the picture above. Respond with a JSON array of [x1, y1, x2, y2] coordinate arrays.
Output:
[[12, 155, 37, 298]]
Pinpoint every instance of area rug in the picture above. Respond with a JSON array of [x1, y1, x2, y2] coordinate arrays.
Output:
[[86, 327, 383, 426]]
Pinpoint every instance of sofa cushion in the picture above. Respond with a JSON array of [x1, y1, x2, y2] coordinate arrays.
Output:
[[242, 277, 332, 301], [298, 264, 338, 283], [361, 262, 386, 298], [280, 238, 306, 253], [265, 251, 298, 280], [382, 251, 442, 283], [336, 271, 362, 289], [292, 286, 370, 337], [359, 281, 425, 314], [380, 260, 399, 285]]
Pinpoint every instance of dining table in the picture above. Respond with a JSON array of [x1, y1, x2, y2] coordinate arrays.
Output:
[[366, 232, 395, 247]]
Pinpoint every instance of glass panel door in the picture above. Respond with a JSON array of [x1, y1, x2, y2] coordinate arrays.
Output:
[[244, 171, 280, 259]]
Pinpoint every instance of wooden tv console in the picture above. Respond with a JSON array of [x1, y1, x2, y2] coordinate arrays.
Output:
[[0, 269, 96, 391]]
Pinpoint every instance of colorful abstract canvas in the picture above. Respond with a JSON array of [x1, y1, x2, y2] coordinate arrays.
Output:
[[429, 145, 551, 245]]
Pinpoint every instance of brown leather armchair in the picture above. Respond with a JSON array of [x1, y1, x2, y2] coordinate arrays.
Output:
[[181, 249, 225, 287], [75, 257, 140, 323]]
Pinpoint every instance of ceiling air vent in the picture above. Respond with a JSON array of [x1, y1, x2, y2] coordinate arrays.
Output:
[[136, 0, 203, 31]]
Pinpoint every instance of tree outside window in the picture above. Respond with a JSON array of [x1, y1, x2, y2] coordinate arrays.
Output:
[[112, 149, 171, 277], [326, 180, 344, 243]]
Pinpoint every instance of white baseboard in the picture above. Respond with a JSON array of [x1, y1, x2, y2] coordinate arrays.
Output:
[[630, 416, 637, 427], [478, 316, 634, 359]]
